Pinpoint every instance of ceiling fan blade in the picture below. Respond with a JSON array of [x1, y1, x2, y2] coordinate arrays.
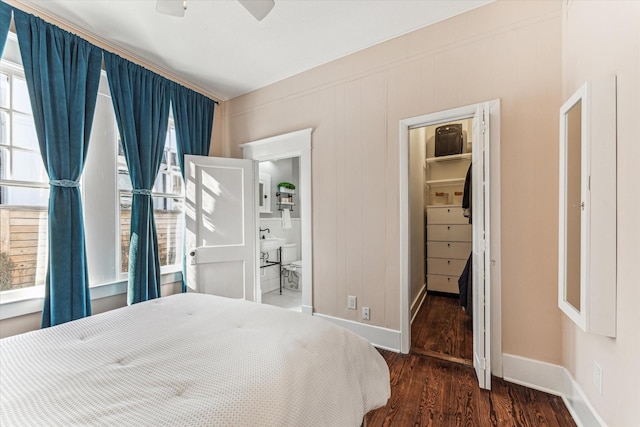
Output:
[[237, 0, 275, 21], [156, 0, 186, 17]]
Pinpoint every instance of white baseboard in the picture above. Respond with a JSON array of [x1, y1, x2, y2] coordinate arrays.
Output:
[[502, 353, 606, 427], [410, 284, 427, 324], [314, 313, 401, 352]]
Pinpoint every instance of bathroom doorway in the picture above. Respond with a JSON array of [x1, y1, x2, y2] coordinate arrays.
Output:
[[239, 129, 314, 315]]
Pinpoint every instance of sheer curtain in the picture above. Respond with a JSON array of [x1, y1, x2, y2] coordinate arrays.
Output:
[[104, 52, 170, 305], [14, 10, 102, 326]]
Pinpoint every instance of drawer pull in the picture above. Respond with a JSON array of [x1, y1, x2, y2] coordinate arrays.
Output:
[[447, 277, 450, 282], [447, 226, 450, 230], [447, 243, 451, 247], [447, 209, 450, 212], [447, 260, 451, 264]]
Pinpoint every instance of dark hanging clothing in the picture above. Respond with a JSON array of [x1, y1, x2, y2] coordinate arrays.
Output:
[[462, 163, 472, 224], [458, 253, 472, 316]]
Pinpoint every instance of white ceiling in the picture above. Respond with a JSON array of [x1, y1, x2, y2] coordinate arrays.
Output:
[[11, 0, 493, 101]]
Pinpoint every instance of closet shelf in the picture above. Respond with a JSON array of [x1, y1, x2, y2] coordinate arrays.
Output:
[[425, 152, 472, 164], [426, 178, 465, 186]]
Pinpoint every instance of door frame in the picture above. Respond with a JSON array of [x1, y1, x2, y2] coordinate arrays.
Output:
[[399, 101, 503, 378], [239, 128, 314, 315]]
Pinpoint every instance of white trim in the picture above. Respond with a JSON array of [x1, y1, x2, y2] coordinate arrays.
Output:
[[0, 271, 182, 320], [502, 353, 607, 427], [240, 129, 314, 314], [410, 284, 427, 324], [313, 313, 401, 352]]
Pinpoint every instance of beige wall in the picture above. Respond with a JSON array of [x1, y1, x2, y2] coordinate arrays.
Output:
[[223, 1, 563, 362], [562, 1, 640, 425], [408, 127, 426, 308]]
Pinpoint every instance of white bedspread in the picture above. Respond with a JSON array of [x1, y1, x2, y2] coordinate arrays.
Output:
[[0, 293, 390, 426]]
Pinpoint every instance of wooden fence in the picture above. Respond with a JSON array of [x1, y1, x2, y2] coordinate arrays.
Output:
[[0, 206, 182, 291]]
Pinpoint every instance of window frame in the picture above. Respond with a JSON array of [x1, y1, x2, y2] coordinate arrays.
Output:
[[0, 32, 183, 319]]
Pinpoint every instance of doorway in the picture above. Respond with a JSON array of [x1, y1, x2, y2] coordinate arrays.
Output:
[[409, 119, 474, 366], [239, 129, 314, 315], [399, 101, 502, 390]]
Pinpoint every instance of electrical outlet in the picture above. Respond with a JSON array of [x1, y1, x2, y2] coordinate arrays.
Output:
[[347, 296, 357, 310], [362, 307, 370, 321], [593, 361, 602, 394]]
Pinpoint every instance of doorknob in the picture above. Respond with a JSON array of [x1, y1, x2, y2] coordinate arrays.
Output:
[[571, 202, 585, 210], [189, 250, 196, 257]]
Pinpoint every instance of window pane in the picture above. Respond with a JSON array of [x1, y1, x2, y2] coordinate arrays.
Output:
[[0, 185, 48, 207], [12, 76, 32, 114], [0, 73, 9, 109], [12, 112, 39, 151], [0, 148, 8, 179], [0, 186, 49, 291], [12, 150, 47, 183], [155, 196, 184, 268], [119, 194, 184, 273], [0, 110, 9, 146], [119, 192, 131, 273]]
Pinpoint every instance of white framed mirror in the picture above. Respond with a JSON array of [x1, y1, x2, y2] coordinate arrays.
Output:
[[258, 172, 272, 213], [558, 81, 590, 331]]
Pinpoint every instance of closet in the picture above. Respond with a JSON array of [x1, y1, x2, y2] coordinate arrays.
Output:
[[424, 119, 472, 296]]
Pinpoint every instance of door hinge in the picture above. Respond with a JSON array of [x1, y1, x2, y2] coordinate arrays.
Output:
[[481, 120, 486, 135], [481, 357, 487, 370]]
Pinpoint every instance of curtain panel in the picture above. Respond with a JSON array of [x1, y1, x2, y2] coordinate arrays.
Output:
[[0, 1, 10, 55], [104, 52, 170, 305], [14, 10, 102, 327], [170, 82, 215, 292]]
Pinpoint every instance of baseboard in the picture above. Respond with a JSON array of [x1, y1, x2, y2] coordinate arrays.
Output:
[[314, 313, 401, 352], [410, 284, 427, 324], [502, 353, 606, 427]]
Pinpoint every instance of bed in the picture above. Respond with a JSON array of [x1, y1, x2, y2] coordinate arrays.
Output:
[[0, 293, 390, 426]]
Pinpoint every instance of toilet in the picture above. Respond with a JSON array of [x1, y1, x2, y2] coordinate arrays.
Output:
[[281, 243, 302, 291]]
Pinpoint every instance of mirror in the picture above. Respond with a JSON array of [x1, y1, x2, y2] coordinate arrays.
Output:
[[258, 172, 272, 213], [558, 82, 589, 330]]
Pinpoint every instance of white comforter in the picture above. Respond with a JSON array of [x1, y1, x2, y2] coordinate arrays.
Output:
[[0, 293, 390, 426]]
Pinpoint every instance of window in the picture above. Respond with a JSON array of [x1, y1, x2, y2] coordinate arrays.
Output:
[[117, 117, 184, 274], [0, 57, 49, 294], [1, 32, 183, 307]]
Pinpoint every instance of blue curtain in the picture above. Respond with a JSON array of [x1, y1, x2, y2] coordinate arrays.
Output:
[[104, 52, 170, 305], [0, 1, 11, 55], [14, 10, 102, 327], [170, 83, 215, 292]]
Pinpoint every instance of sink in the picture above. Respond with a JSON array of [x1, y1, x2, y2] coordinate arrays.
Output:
[[260, 237, 285, 252]]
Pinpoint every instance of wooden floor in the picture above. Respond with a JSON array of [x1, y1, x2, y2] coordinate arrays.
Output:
[[411, 294, 473, 364], [365, 294, 576, 427]]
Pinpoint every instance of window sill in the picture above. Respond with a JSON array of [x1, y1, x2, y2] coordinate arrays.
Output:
[[0, 270, 182, 321]]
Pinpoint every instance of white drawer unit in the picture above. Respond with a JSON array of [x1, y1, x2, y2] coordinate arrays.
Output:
[[426, 206, 469, 225], [426, 241, 472, 260], [427, 258, 467, 276], [426, 274, 459, 294], [427, 224, 472, 242]]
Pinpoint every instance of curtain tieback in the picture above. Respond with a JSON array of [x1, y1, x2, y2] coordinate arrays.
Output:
[[132, 188, 152, 196], [50, 179, 79, 188]]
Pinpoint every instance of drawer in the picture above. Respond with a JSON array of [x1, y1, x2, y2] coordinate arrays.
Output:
[[426, 206, 469, 225], [427, 274, 459, 294], [426, 241, 471, 260], [427, 224, 471, 242], [427, 258, 467, 276]]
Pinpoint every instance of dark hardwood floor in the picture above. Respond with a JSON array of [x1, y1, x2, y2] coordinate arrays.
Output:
[[411, 293, 473, 364], [365, 293, 576, 427]]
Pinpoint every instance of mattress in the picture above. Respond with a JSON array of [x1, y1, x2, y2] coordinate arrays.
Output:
[[0, 293, 390, 426]]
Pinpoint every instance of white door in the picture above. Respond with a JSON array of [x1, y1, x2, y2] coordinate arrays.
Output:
[[472, 104, 491, 389], [184, 155, 256, 301]]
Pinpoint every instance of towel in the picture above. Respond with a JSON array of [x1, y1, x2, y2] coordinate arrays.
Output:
[[282, 208, 292, 230]]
